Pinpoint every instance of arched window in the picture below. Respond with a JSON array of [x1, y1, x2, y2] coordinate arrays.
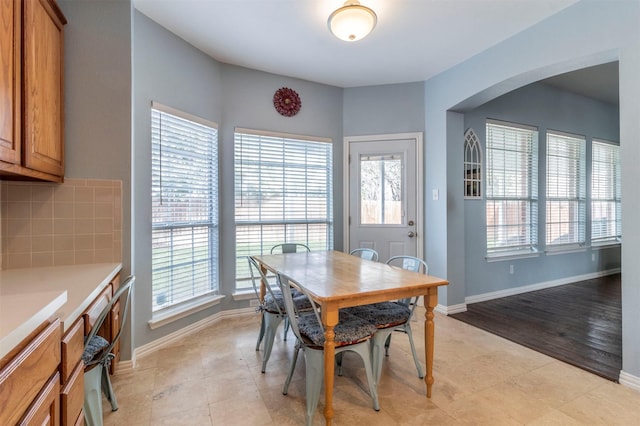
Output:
[[464, 128, 482, 199]]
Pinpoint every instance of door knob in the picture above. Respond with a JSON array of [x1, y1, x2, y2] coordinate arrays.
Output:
[[407, 231, 415, 238]]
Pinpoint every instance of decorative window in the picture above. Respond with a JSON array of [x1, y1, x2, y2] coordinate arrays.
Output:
[[151, 103, 219, 312], [234, 129, 334, 290], [486, 120, 538, 255], [545, 131, 586, 248], [464, 128, 482, 198], [591, 140, 621, 244]]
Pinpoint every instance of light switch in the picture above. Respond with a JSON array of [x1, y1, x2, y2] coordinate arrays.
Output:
[[432, 189, 439, 201]]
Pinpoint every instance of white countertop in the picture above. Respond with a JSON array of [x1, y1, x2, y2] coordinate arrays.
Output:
[[0, 262, 122, 359]]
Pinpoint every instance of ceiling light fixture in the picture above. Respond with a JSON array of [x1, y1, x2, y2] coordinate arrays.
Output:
[[328, 0, 377, 42]]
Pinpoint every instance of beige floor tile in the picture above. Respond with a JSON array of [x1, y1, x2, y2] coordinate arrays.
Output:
[[101, 311, 640, 426]]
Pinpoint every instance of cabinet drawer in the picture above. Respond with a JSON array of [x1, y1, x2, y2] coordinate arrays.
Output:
[[61, 363, 84, 426], [0, 320, 61, 425], [83, 284, 112, 335], [61, 319, 84, 385]]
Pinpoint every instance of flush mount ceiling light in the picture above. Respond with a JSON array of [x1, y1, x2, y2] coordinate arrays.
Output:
[[328, 0, 377, 42]]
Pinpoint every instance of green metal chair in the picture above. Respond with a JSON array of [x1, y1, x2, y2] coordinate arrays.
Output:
[[248, 256, 311, 373], [346, 255, 427, 385], [270, 243, 311, 254], [83, 275, 135, 426], [278, 272, 380, 426], [349, 248, 379, 262]]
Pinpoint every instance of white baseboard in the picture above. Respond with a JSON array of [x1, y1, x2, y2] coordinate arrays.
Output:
[[465, 268, 621, 305], [436, 303, 467, 315], [133, 307, 255, 363], [619, 371, 640, 392]]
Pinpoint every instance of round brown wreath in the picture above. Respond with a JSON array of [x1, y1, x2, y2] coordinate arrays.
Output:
[[273, 87, 301, 117]]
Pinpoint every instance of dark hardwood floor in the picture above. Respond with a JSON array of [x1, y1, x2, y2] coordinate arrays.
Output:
[[450, 274, 622, 381]]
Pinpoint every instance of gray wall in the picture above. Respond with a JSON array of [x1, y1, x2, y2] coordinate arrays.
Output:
[[132, 11, 223, 346], [132, 11, 344, 347], [58, 0, 133, 356], [343, 82, 425, 136], [463, 82, 620, 298], [423, 0, 640, 377]]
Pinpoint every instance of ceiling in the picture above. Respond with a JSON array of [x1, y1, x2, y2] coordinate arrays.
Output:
[[133, 0, 618, 105]]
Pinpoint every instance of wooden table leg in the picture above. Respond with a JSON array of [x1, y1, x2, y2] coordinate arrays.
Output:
[[424, 287, 438, 398], [323, 308, 339, 425]]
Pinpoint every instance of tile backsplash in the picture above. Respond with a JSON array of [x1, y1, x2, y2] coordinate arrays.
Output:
[[1, 178, 122, 269]]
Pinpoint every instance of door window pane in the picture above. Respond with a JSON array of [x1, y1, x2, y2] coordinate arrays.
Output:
[[360, 154, 402, 225]]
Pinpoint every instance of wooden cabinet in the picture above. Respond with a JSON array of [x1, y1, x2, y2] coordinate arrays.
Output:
[[0, 319, 62, 425], [0, 0, 66, 182]]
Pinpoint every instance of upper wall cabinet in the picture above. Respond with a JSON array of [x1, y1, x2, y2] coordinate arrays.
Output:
[[0, 0, 66, 182]]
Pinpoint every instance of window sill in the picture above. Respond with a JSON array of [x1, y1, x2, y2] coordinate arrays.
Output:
[[486, 250, 540, 262], [149, 294, 225, 330], [232, 290, 256, 301], [592, 241, 621, 249]]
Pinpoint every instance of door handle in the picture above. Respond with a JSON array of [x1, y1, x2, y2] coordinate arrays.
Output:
[[407, 231, 415, 238]]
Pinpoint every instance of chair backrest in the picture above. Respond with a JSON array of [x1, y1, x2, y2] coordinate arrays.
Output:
[[276, 272, 322, 344], [270, 243, 311, 254], [385, 256, 428, 310], [349, 248, 379, 262], [84, 275, 135, 366], [247, 256, 284, 315]]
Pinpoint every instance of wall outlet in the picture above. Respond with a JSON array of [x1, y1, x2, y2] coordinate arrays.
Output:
[[432, 189, 439, 201], [509, 264, 514, 274], [249, 299, 260, 307], [592, 253, 596, 262]]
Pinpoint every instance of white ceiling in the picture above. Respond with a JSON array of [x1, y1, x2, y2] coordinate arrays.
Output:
[[133, 0, 618, 104]]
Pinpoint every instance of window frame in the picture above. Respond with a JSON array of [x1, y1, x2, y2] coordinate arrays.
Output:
[[485, 119, 539, 258], [591, 139, 621, 245], [150, 102, 220, 319], [544, 130, 586, 250], [234, 128, 334, 291]]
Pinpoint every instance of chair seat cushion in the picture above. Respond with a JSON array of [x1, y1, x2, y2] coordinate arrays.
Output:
[[82, 335, 110, 365], [298, 311, 377, 347], [264, 290, 313, 313], [346, 302, 411, 329]]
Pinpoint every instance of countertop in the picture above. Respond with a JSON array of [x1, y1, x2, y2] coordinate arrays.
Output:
[[0, 262, 122, 359]]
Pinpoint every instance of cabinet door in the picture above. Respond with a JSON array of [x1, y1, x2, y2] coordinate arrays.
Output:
[[23, 0, 66, 177], [0, 0, 21, 164], [19, 372, 61, 426]]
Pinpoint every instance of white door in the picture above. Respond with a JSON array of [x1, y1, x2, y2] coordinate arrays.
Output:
[[345, 134, 422, 262]]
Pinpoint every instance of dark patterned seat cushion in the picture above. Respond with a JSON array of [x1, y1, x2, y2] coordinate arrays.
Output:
[[264, 289, 313, 313], [298, 311, 377, 348], [82, 335, 110, 364], [346, 302, 411, 329]]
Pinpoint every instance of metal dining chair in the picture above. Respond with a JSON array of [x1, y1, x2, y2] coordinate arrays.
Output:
[[83, 275, 135, 426], [248, 256, 312, 373], [270, 243, 311, 254], [349, 248, 379, 262], [278, 272, 380, 425], [346, 255, 427, 385]]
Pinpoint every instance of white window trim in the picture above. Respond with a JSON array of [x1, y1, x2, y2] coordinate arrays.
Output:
[[150, 102, 220, 316]]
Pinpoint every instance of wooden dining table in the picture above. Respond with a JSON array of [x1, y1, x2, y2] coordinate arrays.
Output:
[[252, 250, 449, 425]]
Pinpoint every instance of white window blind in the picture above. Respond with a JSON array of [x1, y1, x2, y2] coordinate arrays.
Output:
[[591, 140, 621, 243], [234, 129, 333, 289], [151, 103, 219, 312], [486, 120, 538, 254], [545, 131, 586, 247]]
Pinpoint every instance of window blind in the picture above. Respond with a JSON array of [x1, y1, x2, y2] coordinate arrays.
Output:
[[151, 103, 219, 311], [234, 130, 333, 289], [545, 131, 586, 247], [591, 140, 621, 243], [486, 120, 538, 253]]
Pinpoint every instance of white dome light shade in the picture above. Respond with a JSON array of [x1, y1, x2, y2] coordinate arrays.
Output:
[[328, 1, 377, 42]]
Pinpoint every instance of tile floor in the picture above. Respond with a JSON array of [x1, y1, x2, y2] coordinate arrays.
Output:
[[104, 309, 640, 425]]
